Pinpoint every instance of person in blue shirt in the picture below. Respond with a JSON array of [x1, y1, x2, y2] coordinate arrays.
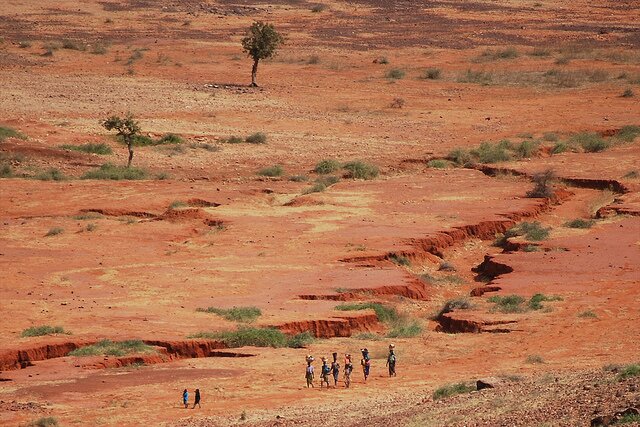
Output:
[[320, 357, 331, 388], [182, 389, 189, 408]]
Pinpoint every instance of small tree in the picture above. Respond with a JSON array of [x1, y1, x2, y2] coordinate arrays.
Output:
[[241, 21, 284, 87], [102, 114, 141, 167]]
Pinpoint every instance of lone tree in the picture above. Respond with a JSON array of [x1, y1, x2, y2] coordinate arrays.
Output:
[[102, 114, 141, 167], [241, 21, 284, 87]]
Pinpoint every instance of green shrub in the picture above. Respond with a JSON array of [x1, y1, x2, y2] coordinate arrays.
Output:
[[530, 47, 551, 57], [471, 141, 512, 163], [616, 125, 640, 142], [91, 43, 108, 55], [526, 169, 555, 198], [169, 200, 187, 209], [565, 218, 595, 229], [514, 140, 540, 158], [420, 273, 465, 285], [287, 331, 314, 348], [422, 68, 441, 80], [18, 40, 32, 49], [196, 306, 262, 323], [523, 244, 539, 252], [81, 164, 147, 180], [385, 68, 405, 79], [551, 141, 568, 154], [542, 132, 558, 142], [0, 163, 13, 178], [343, 161, 379, 180], [433, 382, 475, 400], [458, 69, 493, 85], [45, 227, 64, 237], [570, 132, 608, 152], [519, 221, 550, 240], [478, 47, 518, 61], [35, 168, 66, 181], [222, 136, 244, 144], [387, 320, 422, 338], [0, 125, 26, 141], [389, 253, 410, 266], [289, 175, 308, 182], [310, 4, 326, 12], [435, 298, 472, 319], [156, 133, 183, 144], [245, 132, 267, 144], [61, 142, 113, 155], [488, 295, 526, 313], [62, 39, 86, 51], [578, 310, 597, 318], [617, 364, 640, 381], [528, 294, 562, 310], [335, 302, 399, 324], [621, 88, 634, 98], [70, 339, 155, 357], [427, 159, 449, 169], [189, 327, 309, 349], [447, 148, 474, 166], [28, 417, 59, 427], [257, 165, 284, 177], [315, 159, 341, 174], [617, 414, 640, 424], [21, 325, 66, 337]]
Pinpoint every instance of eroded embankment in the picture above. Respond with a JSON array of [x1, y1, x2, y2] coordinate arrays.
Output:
[[275, 313, 381, 338], [298, 279, 430, 302]]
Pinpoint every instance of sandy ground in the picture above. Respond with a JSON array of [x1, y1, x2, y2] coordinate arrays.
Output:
[[0, 0, 639, 426]]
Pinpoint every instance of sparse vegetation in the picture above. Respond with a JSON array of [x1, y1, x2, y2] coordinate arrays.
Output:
[[542, 132, 559, 142], [169, 200, 187, 209], [530, 47, 551, 57], [616, 125, 640, 143], [389, 253, 410, 266], [222, 136, 244, 144], [18, 40, 32, 49], [523, 244, 539, 252], [310, 4, 326, 12], [242, 21, 284, 87], [565, 218, 595, 229], [387, 319, 422, 338], [488, 295, 526, 313], [289, 175, 308, 182], [435, 298, 472, 319], [196, 306, 262, 323], [28, 417, 59, 427], [623, 170, 639, 179], [621, 88, 634, 98], [432, 382, 475, 400], [21, 325, 67, 337], [385, 68, 405, 79], [91, 43, 109, 55], [61, 39, 86, 51], [526, 354, 545, 364], [477, 47, 519, 61], [343, 161, 379, 180], [61, 142, 113, 155], [390, 97, 406, 108], [246, 132, 267, 144], [421, 67, 441, 80], [257, 165, 284, 177], [617, 364, 640, 381], [81, 163, 147, 180], [69, 339, 156, 357], [35, 168, 66, 181], [570, 132, 609, 153], [0, 164, 13, 178], [102, 113, 141, 167], [189, 327, 312, 348], [420, 273, 465, 285], [472, 140, 512, 163], [528, 294, 562, 310], [447, 148, 474, 166], [526, 169, 555, 198], [336, 302, 399, 324], [45, 227, 64, 237], [427, 159, 449, 169], [86, 223, 97, 232], [617, 414, 640, 424], [458, 69, 493, 85], [514, 140, 540, 158], [578, 310, 598, 318], [0, 125, 26, 142], [315, 159, 341, 174]]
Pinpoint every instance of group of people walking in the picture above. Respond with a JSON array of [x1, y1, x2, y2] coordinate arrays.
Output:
[[305, 344, 397, 389], [182, 388, 201, 409]]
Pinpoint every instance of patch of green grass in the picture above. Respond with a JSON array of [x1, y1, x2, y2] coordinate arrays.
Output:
[[45, 227, 64, 237], [522, 244, 539, 252], [471, 140, 512, 163], [335, 302, 399, 324], [196, 306, 262, 323], [488, 295, 526, 313], [222, 135, 244, 144], [343, 161, 379, 180], [514, 140, 540, 158], [570, 132, 609, 153], [551, 141, 568, 154], [61, 142, 113, 155], [578, 310, 597, 318], [447, 148, 474, 166], [287, 331, 314, 348], [21, 325, 67, 337], [528, 294, 562, 310], [315, 159, 342, 174], [257, 165, 284, 177], [169, 200, 187, 209], [427, 159, 449, 169], [478, 47, 519, 61], [421, 67, 441, 80], [616, 125, 640, 142], [69, 339, 156, 357], [189, 327, 312, 349], [458, 69, 493, 85], [28, 417, 59, 427], [542, 132, 559, 142], [81, 163, 147, 180], [0, 163, 12, 178], [432, 382, 475, 400], [505, 221, 550, 241], [34, 168, 66, 181], [303, 182, 327, 194], [385, 68, 405, 79], [617, 364, 640, 381], [73, 212, 103, 220], [0, 125, 26, 142], [617, 414, 640, 424], [246, 132, 267, 144], [156, 133, 183, 144], [565, 218, 595, 229], [526, 354, 545, 364], [387, 319, 422, 338]]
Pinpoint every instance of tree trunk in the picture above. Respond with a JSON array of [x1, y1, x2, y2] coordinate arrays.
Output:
[[251, 58, 259, 87], [127, 143, 134, 168]]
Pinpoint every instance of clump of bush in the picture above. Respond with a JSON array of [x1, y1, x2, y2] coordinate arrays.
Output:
[[289, 175, 308, 182], [526, 169, 555, 198], [495, 221, 550, 246], [0, 125, 26, 142], [421, 67, 441, 80], [28, 417, 59, 427], [61, 39, 86, 51], [621, 88, 634, 98], [458, 69, 493, 85], [303, 175, 340, 194], [61, 142, 113, 155], [447, 148, 474, 166], [245, 132, 267, 144], [514, 140, 540, 158], [488, 295, 526, 313], [471, 140, 512, 163], [35, 168, 66, 181], [386, 319, 422, 338], [335, 302, 399, 323], [389, 253, 410, 266], [616, 125, 640, 143], [21, 325, 67, 337], [528, 293, 562, 310], [385, 68, 405, 79], [433, 382, 475, 400], [315, 159, 341, 174], [118, 133, 183, 147], [70, 339, 156, 357], [81, 163, 147, 180], [257, 165, 284, 177], [196, 306, 262, 323], [565, 218, 595, 229], [570, 132, 609, 153], [45, 227, 64, 237], [617, 363, 640, 381], [221, 135, 244, 144], [0, 163, 13, 178], [343, 161, 379, 180], [435, 298, 472, 319], [427, 159, 449, 169], [189, 327, 313, 349], [526, 354, 545, 364], [477, 46, 519, 61]]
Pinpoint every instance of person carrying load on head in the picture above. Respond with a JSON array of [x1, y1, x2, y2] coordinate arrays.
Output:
[[320, 357, 331, 388], [360, 348, 371, 382], [331, 352, 340, 387], [305, 355, 315, 388], [386, 343, 397, 377], [344, 353, 353, 388]]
